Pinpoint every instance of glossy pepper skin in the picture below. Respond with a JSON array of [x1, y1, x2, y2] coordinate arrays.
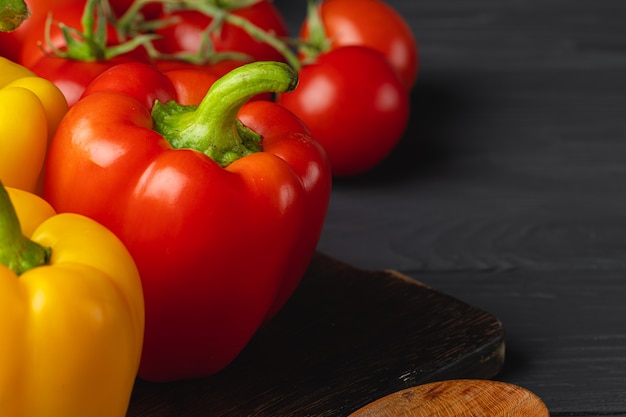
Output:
[[0, 57, 68, 193], [44, 61, 332, 381], [0, 183, 145, 417]]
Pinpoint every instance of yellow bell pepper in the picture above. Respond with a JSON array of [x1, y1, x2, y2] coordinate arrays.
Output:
[[0, 57, 68, 193], [0, 182, 144, 417]]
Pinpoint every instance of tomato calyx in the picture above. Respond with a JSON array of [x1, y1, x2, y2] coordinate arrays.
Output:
[[0, 0, 30, 32], [0, 182, 50, 275], [40, 0, 156, 62], [152, 60, 298, 167]]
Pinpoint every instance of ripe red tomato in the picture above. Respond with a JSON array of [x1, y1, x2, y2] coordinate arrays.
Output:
[[278, 46, 410, 177], [28, 51, 150, 106], [301, 0, 419, 90], [17, 0, 151, 105], [107, 0, 162, 19], [153, 1, 289, 64], [19, 2, 115, 68], [0, 0, 78, 61], [155, 59, 273, 103], [0, 31, 21, 61]]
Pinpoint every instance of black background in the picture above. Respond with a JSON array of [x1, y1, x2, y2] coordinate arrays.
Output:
[[276, 1, 626, 415]]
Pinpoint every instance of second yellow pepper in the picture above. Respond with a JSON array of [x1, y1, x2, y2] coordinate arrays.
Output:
[[0, 183, 144, 417], [0, 57, 68, 193]]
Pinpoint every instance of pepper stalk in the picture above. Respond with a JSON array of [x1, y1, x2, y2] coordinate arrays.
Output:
[[152, 60, 298, 167], [0, 182, 50, 275]]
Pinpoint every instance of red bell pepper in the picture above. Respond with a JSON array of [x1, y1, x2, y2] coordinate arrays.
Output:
[[43, 61, 332, 382]]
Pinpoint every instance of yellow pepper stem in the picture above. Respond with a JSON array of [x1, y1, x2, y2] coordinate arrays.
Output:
[[0, 181, 50, 275], [0, 0, 30, 32]]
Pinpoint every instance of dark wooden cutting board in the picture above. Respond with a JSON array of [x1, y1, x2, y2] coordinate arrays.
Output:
[[127, 252, 505, 416]]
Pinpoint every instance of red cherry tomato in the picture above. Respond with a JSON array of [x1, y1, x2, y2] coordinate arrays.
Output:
[[153, 57, 244, 77], [107, 0, 162, 19], [17, 0, 151, 106], [0, 32, 21, 61], [19, 2, 125, 68], [301, 0, 419, 90], [154, 1, 289, 64], [28, 52, 149, 106], [153, 59, 273, 103], [0, 0, 78, 61], [278, 46, 410, 177]]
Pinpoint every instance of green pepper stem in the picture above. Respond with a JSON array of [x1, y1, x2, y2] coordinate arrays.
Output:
[[152, 61, 298, 167], [0, 182, 50, 276], [0, 0, 30, 32]]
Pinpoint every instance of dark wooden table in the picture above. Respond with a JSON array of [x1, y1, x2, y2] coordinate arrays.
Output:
[[275, 1, 626, 416]]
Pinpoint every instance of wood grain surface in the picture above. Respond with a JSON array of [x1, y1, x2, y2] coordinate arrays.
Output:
[[127, 253, 504, 416], [274, 1, 626, 416], [348, 380, 549, 417]]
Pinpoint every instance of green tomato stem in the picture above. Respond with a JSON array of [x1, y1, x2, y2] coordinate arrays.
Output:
[[213, 4, 300, 69], [298, 0, 331, 64], [114, 0, 159, 36], [117, 0, 301, 69], [43, 0, 157, 62], [0, 182, 50, 276], [0, 0, 29, 32], [152, 61, 298, 167]]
